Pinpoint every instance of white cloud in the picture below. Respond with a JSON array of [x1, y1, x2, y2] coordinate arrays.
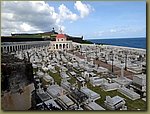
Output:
[[20, 23, 35, 31], [110, 29, 117, 33], [1, 1, 58, 35], [1, 1, 93, 36], [74, 1, 94, 18], [94, 25, 145, 38], [58, 4, 79, 22]]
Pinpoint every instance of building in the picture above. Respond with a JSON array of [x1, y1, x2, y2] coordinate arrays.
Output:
[[130, 74, 146, 97], [132, 74, 146, 87], [101, 82, 120, 91], [42, 73, 54, 87], [84, 102, 105, 110], [57, 95, 77, 110], [112, 65, 132, 87], [104, 96, 126, 110], [80, 87, 101, 101], [47, 84, 67, 99], [69, 88, 88, 104], [50, 32, 73, 51], [118, 87, 140, 100], [44, 99, 62, 110], [1, 41, 50, 53], [89, 77, 108, 87], [61, 80, 72, 92]]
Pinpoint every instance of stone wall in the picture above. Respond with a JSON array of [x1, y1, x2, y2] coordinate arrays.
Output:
[[1, 53, 35, 110]]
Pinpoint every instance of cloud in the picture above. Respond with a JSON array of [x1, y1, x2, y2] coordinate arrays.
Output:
[[20, 23, 35, 32], [1, 1, 93, 36], [110, 29, 117, 33], [58, 4, 79, 22], [74, 1, 94, 18], [1, 1, 58, 35], [95, 25, 145, 38]]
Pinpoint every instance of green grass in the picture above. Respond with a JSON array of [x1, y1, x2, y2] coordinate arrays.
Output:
[[72, 68, 82, 74], [86, 83, 146, 110], [13, 34, 42, 38], [33, 68, 38, 73], [48, 67, 62, 85], [42, 65, 146, 110], [125, 98, 146, 110], [67, 72, 76, 84]]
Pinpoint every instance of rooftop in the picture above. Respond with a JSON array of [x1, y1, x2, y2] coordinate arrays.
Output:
[[87, 102, 105, 110], [58, 95, 74, 106], [56, 34, 66, 39]]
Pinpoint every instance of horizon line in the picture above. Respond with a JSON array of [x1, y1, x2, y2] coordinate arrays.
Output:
[[86, 36, 146, 40]]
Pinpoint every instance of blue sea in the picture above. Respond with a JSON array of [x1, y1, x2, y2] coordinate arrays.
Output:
[[88, 37, 146, 49]]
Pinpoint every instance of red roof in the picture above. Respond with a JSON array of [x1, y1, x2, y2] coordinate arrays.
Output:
[[56, 34, 66, 39]]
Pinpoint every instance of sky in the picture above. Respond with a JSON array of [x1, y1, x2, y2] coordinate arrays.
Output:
[[1, 1, 146, 39]]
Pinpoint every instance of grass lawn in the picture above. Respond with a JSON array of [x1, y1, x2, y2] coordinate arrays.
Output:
[[67, 72, 76, 84], [47, 67, 62, 85], [14, 34, 42, 38], [45, 65, 146, 110], [86, 83, 146, 110]]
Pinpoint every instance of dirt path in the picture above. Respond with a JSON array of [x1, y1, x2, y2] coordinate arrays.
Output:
[[69, 51, 135, 80]]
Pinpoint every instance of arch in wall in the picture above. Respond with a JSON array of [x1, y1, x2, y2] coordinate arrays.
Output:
[[10, 46, 12, 52], [63, 44, 65, 49], [56, 44, 58, 49], [7, 46, 9, 52], [53, 44, 55, 49], [1, 47, 3, 52], [4, 47, 6, 52], [59, 44, 62, 49], [66, 44, 68, 49]]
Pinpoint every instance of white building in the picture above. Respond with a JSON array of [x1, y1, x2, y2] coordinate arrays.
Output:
[[82, 71, 90, 81], [48, 65, 57, 73], [47, 85, 66, 99], [118, 87, 140, 100], [44, 99, 62, 110], [57, 95, 77, 110], [97, 67, 109, 74], [112, 64, 132, 87], [60, 72, 70, 79], [104, 96, 126, 110], [69, 71, 76, 77], [101, 82, 120, 91], [50, 33, 73, 51], [112, 77, 132, 87], [61, 80, 71, 92], [131, 74, 146, 94], [84, 102, 105, 110], [133, 74, 146, 87], [42, 73, 54, 86], [80, 87, 101, 101], [90, 77, 108, 87], [36, 70, 44, 78]]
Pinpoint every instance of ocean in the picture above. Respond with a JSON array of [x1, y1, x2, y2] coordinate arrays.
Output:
[[88, 37, 146, 49]]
